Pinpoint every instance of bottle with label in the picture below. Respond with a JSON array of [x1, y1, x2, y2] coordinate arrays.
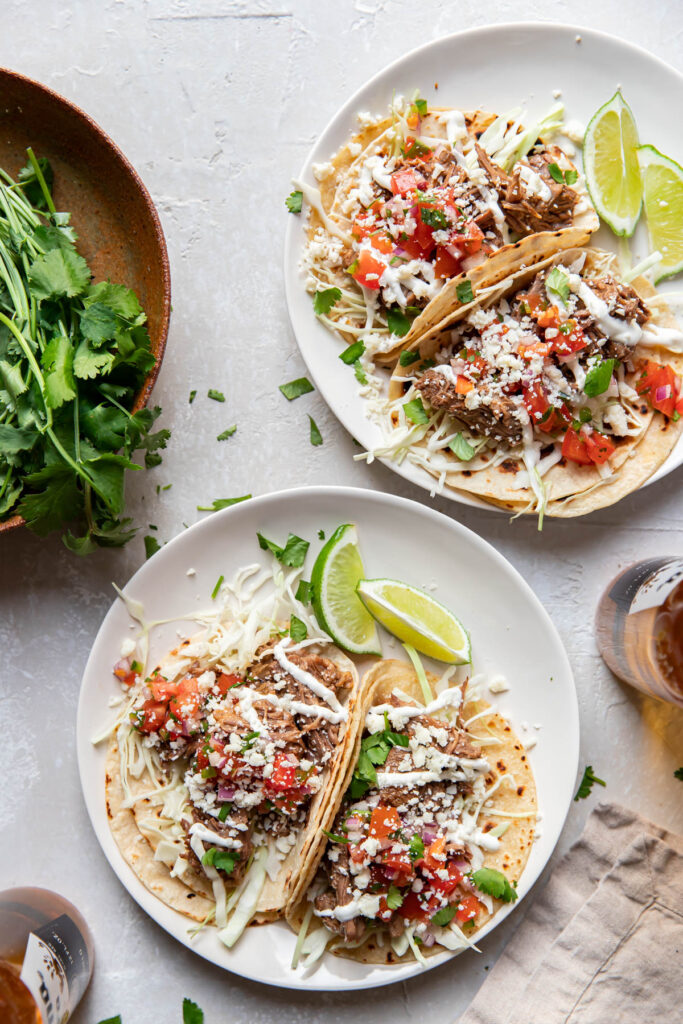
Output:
[[595, 556, 683, 707], [0, 888, 94, 1024]]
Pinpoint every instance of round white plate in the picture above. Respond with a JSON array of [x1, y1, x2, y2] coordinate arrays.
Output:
[[284, 23, 683, 511], [77, 486, 578, 990]]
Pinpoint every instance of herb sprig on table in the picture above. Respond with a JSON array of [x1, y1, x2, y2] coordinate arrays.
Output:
[[0, 149, 169, 552]]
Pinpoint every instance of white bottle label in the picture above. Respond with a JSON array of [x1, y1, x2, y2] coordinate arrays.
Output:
[[19, 915, 90, 1024]]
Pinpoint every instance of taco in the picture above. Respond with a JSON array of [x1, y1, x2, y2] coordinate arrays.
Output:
[[105, 619, 368, 947], [299, 94, 597, 363], [380, 246, 683, 518], [286, 659, 536, 967]]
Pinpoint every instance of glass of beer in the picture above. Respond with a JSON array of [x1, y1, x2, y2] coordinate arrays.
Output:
[[595, 556, 683, 707]]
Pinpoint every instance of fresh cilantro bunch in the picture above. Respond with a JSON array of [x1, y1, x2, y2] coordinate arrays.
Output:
[[0, 149, 169, 552]]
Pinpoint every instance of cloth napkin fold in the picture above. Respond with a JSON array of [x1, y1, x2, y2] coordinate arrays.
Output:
[[459, 802, 683, 1024]]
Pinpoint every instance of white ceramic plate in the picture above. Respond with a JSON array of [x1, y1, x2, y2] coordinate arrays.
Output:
[[284, 23, 683, 511], [77, 486, 578, 990]]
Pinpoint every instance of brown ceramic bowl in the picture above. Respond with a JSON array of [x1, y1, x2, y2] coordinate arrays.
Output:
[[0, 67, 171, 534]]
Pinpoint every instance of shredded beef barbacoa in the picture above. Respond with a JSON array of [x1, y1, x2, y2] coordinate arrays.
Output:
[[476, 144, 580, 236], [416, 370, 524, 445]]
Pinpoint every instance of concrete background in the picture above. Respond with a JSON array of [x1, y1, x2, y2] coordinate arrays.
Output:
[[0, 2, 681, 1022]]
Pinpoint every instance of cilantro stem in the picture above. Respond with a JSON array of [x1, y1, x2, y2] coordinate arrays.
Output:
[[0, 310, 51, 428], [26, 147, 56, 216]]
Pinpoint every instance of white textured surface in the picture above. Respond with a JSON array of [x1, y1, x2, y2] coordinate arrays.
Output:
[[0, 3, 682, 1023]]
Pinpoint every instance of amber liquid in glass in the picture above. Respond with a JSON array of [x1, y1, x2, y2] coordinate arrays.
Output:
[[0, 888, 94, 1024], [595, 557, 683, 707]]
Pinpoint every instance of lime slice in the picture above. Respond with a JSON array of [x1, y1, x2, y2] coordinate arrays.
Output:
[[637, 144, 683, 282], [310, 524, 381, 655], [583, 89, 642, 236], [356, 578, 471, 664]]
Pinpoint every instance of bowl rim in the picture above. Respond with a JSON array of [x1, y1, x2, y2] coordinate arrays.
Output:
[[0, 65, 172, 535]]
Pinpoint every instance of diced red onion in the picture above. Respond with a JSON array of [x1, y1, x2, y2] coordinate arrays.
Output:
[[218, 786, 236, 801], [422, 931, 436, 947], [113, 657, 131, 677], [345, 815, 364, 830], [452, 857, 470, 873], [421, 826, 438, 845], [655, 385, 671, 401]]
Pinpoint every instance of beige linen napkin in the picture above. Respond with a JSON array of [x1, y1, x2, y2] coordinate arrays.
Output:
[[459, 802, 683, 1024]]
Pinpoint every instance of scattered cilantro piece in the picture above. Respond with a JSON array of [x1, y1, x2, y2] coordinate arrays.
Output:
[[196, 495, 252, 511], [414, 98, 428, 117], [564, 168, 578, 185], [218, 802, 232, 822], [295, 579, 312, 603], [207, 389, 225, 402], [217, 426, 237, 441], [318, 529, 325, 540], [144, 535, 160, 559], [280, 377, 314, 400], [189, 390, 196, 403], [471, 867, 518, 903], [285, 190, 303, 213], [313, 287, 342, 316], [420, 207, 448, 230], [546, 267, 571, 305], [183, 999, 204, 1024], [322, 828, 350, 844], [578, 407, 592, 424], [547, 162, 565, 184], [348, 714, 409, 799], [353, 360, 367, 385], [309, 415, 323, 446], [408, 833, 424, 861], [386, 885, 404, 910], [449, 433, 475, 460], [399, 350, 420, 366], [584, 359, 616, 398], [574, 765, 606, 801], [290, 615, 307, 642], [340, 340, 365, 364], [257, 531, 310, 567], [432, 905, 456, 926], [211, 575, 224, 599], [241, 730, 260, 752], [387, 306, 416, 338], [674, 767, 683, 781], [201, 766, 217, 779], [96, 1018, 122, 1024], [456, 279, 474, 304], [403, 397, 429, 424]]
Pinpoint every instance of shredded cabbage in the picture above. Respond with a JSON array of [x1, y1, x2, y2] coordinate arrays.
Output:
[[217, 846, 268, 948]]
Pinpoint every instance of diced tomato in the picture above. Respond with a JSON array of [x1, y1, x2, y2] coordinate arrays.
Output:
[[561, 427, 593, 465], [461, 349, 487, 372], [430, 861, 463, 895], [150, 678, 179, 702], [267, 753, 299, 792], [349, 843, 368, 865], [390, 169, 423, 195], [369, 806, 402, 840], [169, 677, 201, 723], [398, 891, 430, 922], [422, 836, 447, 872], [451, 220, 484, 256], [215, 673, 242, 694], [456, 894, 482, 922], [518, 341, 551, 360], [196, 746, 210, 770], [115, 669, 137, 687], [455, 375, 474, 395], [584, 430, 616, 465], [551, 320, 586, 356], [403, 136, 432, 161], [135, 699, 168, 734], [402, 213, 436, 260], [636, 360, 680, 418], [523, 381, 569, 434], [383, 851, 414, 883], [370, 232, 394, 255], [434, 245, 462, 279], [536, 305, 560, 329], [352, 249, 386, 290]]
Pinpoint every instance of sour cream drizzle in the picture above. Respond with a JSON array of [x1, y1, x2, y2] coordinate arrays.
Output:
[[273, 638, 347, 721], [189, 822, 244, 850]]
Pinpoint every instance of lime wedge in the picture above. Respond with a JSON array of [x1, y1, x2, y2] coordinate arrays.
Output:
[[310, 524, 381, 655], [583, 89, 642, 236], [637, 144, 683, 282], [356, 578, 471, 664]]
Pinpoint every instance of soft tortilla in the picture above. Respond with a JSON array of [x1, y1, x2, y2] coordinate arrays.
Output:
[[286, 659, 537, 965]]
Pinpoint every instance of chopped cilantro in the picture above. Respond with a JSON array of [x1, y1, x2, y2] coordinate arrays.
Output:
[[290, 614, 307, 642], [257, 531, 310, 567], [144, 535, 160, 559], [211, 575, 224, 600], [241, 730, 260, 752], [578, 407, 592, 424], [408, 834, 424, 861], [432, 905, 456, 926], [456, 279, 474, 304], [403, 397, 429, 424], [196, 495, 251, 512], [386, 885, 404, 910], [348, 714, 409, 799], [295, 579, 312, 603], [546, 267, 570, 304], [340, 340, 365, 364], [285, 190, 303, 213], [353, 359, 368, 385], [189, 389, 197, 403], [574, 765, 606, 800], [471, 867, 518, 903], [96, 1017, 122, 1024], [399, 349, 420, 366], [200, 766, 217, 779], [217, 425, 236, 441], [387, 306, 416, 337], [584, 358, 616, 397], [218, 803, 232, 822], [207, 389, 225, 402], [318, 529, 325, 540], [449, 433, 475, 461], [420, 206, 448, 230], [674, 767, 683, 781], [547, 162, 564, 183], [131, 660, 142, 674], [183, 999, 204, 1024], [322, 828, 349, 844], [279, 377, 314, 401], [313, 287, 342, 316], [308, 415, 323, 446], [564, 168, 578, 185], [201, 847, 236, 874]]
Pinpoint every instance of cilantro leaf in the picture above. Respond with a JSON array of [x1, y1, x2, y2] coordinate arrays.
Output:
[[279, 377, 314, 401], [285, 190, 303, 213], [456, 280, 474, 304], [340, 340, 365, 364], [564, 168, 578, 185], [144, 535, 161, 559], [414, 98, 428, 117], [432, 905, 455, 926], [313, 287, 341, 316], [197, 495, 251, 512], [353, 359, 367, 385], [41, 335, 77, 409], [584, 359, 616, 398], [208, 389, 225, 402], [0, 423, 37, 452], [18, 464, 81, 536], [471, 867, 518, 903], [189, 389, 197, 403], [295, 579, 312, 603], [403, 397, 429, 424], [28, 248, 90, 300], [79, 302, 120, 345], [218, 802, 232, 822], [547, 162, 565, 184], [322, 828, 350, 844], [674, 767, 683, 781], [408, 834, 424, 861], [574, 765, 606, 800], [308, 414, 323, 446], [217, 426, 236, 441], [386, 885, 404, 910], [290, 614, 307, 642], [257, 531, 310, 567], [387, 306, 416, 338], [420, 206, 448, 230], [182, 999, 204, 1024], [399, 350, 420, 367], [546, 267, 570, 305], [449, 432, 475, 461], [348, 716, 409, 799], [95, 1017, 122, 1024]]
